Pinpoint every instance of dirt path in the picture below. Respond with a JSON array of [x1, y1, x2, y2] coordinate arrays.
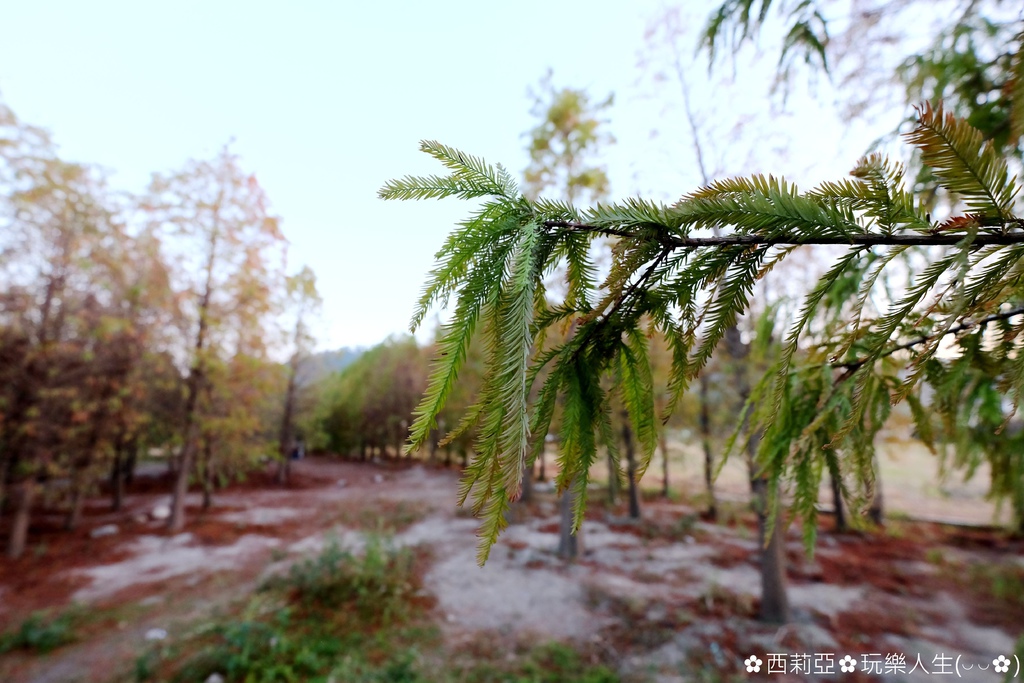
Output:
[[1, 458, 1021, 682]]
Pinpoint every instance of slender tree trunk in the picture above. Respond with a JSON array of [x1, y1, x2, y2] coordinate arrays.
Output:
[[201, 441, 214, 511], [519, 454, 534, 503], [659, 429, 670, 498], [752, 474, 789, 623], [2, 388, 39, 555], [461, 447, 468, 468], [276, 429, 293, 483], [110, 447, 124, 512], [65, 472, 87, 531], [606, 450, 619, 505], [428, 427, 438, 466], [125, 441, 137, 486], [867, 454, 884, 525], [725, 326, 789, 624], [623, 415, 641, 520], [700, 373, 717, 520], [506, 456, 534, 523], [5, 249, 65, 557], [7, 480, 35, 559], [538, 449, 546, 482], [170, 423, 198, 532], [276, 358, 297, 485], [831, 471, 847, 532], [557, 478, 583, 560], [169, 217, 218, 533]]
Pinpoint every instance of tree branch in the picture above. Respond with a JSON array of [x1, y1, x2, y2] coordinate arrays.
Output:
[[565, 248, 671, 366], [837, 303, 1024, 372], [544, 220, 1024, 249]]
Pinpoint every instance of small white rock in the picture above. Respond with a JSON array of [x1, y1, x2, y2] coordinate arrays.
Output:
[[150, 504, 171, 521], [144, 628, 168, 641], [336, 479, 347, 488], [373, 474, 384, 484], [205, 674, 225, 683], [90, 524, 119, 538]]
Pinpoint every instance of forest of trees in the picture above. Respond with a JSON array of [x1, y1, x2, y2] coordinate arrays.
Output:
[[0, 104, 322, 557]]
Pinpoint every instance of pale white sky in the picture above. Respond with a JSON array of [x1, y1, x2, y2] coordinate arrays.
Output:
[[0, 1, 902, 350]]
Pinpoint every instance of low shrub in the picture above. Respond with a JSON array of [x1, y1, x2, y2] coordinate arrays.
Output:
[[170, 610, 342, 683], [269, 535, 417, 624]]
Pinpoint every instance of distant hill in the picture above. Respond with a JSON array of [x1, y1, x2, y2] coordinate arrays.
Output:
[[298, 347, 364, 385]]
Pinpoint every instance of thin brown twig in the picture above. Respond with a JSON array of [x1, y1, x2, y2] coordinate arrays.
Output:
[[836, 303, 1024, 373]]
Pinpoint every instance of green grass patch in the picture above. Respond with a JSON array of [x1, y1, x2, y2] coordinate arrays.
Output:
[[263, 535, 418, 624], [967, 563, 1024, 610], [0, 608, 79, 654]]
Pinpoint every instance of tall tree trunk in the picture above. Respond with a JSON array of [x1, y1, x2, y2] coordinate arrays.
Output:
[[867, 454, 884, 526], [831, 471, 847, 532], [659, 429, 670, 498], [725, 325, 789, 624], [700, 373, 717, 520], [752, 474, 790, 623], [276, 356, 298, 485], [623, 415, 641, 520], [428, 427, 438, 466], [125, 440, 137, 486], [606, 450, 619, 505], [4, 248, 67, 557], [110, 447, 125, 512], [507, 457, 534, 524], [170, 422, 198, 532], [557, 478, 583, 560], [520, 453, 534, 503], [538, 449, 546, 482], [201, 441, 214, 511], [65, 472, 86, 531], [7, 480, 35, 559], [169, 217, 218, 533]]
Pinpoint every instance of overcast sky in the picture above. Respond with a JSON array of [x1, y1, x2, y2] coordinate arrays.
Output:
[[1, 1, 899, 350]]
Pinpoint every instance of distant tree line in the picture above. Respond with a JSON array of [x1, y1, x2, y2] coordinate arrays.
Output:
[[0, 100, 319, 558]]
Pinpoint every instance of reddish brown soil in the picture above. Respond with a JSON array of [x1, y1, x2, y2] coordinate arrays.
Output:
[[0, 458, 423, 621], [1, 457, 1021, 683]]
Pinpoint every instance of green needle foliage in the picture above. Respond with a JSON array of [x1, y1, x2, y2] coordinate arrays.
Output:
[[382, 105, 1024, 561]]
